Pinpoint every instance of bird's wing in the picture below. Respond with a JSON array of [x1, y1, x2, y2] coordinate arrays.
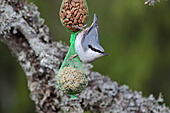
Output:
[[82, 14, 100, 51]]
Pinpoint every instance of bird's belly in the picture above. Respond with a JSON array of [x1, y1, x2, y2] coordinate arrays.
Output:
[[75, 41, 93, 63]]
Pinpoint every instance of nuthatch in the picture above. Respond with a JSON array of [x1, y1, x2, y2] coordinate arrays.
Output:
[[74, 14, 108, 63]]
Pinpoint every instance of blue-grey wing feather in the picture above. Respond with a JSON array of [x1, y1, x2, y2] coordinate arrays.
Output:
[[82, 14, 100, 51]]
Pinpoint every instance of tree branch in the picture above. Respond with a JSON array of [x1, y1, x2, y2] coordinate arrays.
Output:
[[0, 1, 169, 112], [144, 0, 160, 6]]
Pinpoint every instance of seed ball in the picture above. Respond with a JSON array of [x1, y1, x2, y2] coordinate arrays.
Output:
[[57, 67, 88, 94]]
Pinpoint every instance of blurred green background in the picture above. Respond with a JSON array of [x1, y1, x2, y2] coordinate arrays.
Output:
[[1, 0, 170, 112]]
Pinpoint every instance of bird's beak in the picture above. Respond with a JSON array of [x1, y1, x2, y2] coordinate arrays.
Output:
[[103, 53, 109, 56]]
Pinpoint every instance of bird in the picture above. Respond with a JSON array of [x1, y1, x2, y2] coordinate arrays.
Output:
[[74, 14, 108, 63]]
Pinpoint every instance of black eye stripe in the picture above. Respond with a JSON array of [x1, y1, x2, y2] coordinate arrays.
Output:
[[88, 45, 104, 54]]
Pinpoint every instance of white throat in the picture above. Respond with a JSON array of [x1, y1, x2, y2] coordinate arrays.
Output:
[[75, 32, 104, 63]]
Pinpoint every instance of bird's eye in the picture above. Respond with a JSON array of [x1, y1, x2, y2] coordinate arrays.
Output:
[[88, 45, 105, 54]]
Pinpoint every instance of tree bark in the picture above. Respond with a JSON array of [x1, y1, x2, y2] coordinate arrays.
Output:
[[0, 1, 169, 113]]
